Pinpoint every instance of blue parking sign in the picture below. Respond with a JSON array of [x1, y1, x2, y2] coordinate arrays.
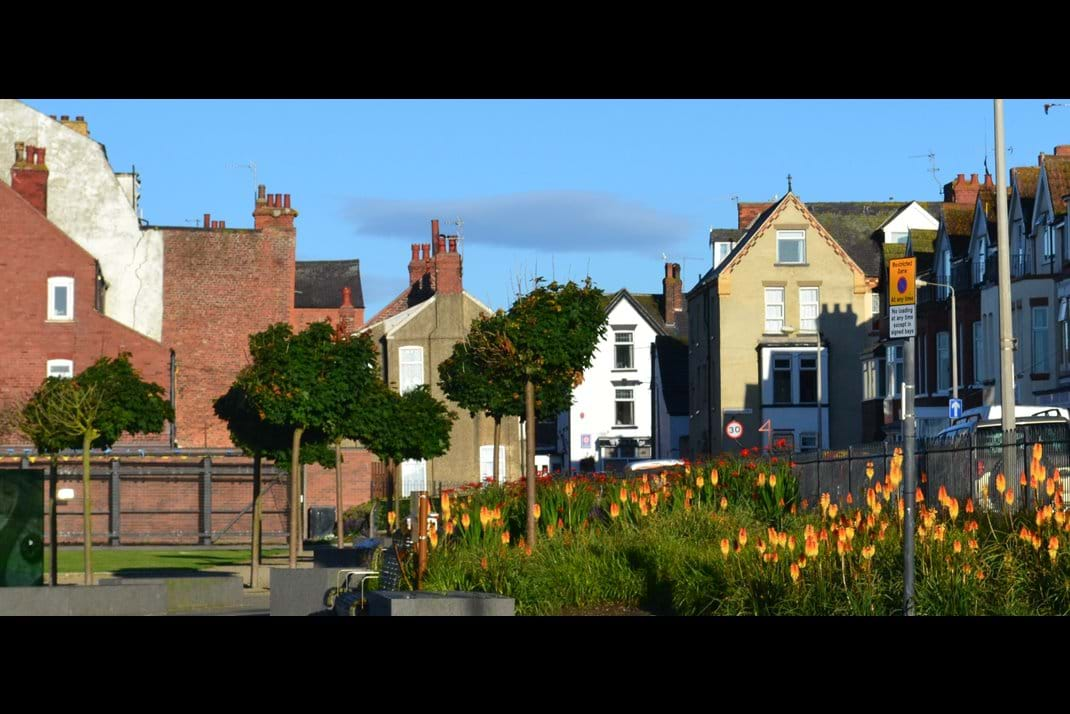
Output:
[[949, 398, 963, 419]]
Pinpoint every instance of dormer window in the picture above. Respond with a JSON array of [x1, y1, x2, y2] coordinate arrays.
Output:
[[47, 277, 74, 321], [974, 234, 987, 284], [936, 247, 951, 300]]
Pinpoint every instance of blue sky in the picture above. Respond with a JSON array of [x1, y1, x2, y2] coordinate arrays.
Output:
[[22, 99, 1070, 317]]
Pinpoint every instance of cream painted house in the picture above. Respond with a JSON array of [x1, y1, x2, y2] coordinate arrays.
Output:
[[688, 193, 886, 455]]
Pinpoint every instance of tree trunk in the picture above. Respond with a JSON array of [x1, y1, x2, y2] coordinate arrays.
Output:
[[492, 416, 502, 484], [82, 431, 94, 585], [49, 455, 58, 587], [289, 426, 304, 569], [526, 378, 537, 547], [251, 452, 262, 590], [391, 458, 400, 526], [335, 441, 345, 548]]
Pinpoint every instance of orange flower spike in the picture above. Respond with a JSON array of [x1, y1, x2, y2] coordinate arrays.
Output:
[[684, 498, 692, 512], [711, 469, 719, 486], [768, 527, 779, 545], [720, 496, 729, 511], [996, 473, 1007, 494], [828, 503, 839, 520], [804, 536, 819, 558], [1032, 534, 1042, 551], [797, 554, 808, 569], [968, 538, 979, 551], [546, 524, 555, 539], [649, 493, 659, 510], [778, 531, 788, 548], [738, 527, 748, 548], [976, 570, 985, 582], [845, 526, 856, 542], [965, 498, 974, 514], [445, 520, 455, 536], [619, 487, 629, 504], [557, 518, 564, 529], [1020, 472, 1028, 487], [819, 528, 829, 543], [756, 538, 767, 555], [898, 498, 905, 522], [921, 471, 928, 484], [788, 534, 797, 552], [1036, 510, 1046, 529], [610, 502, 620, 519], [938, 485, 949, 507], [790, 563, 801, 583], [861, 544, 875, 560], [695, 476, 705, 489], [501, 531, 510, 545], [720, 538, 730, 557], [1033, 442, 1044, 462], [1047, 478, 1057, 499], [459, 512, 470, 529], [846, 492, 853, 505], [953, 540, 962, 554], [916, 487, 925, 503], [769, 473, 777, 489], [1056, 510, 1066, 528], [1005, 489, 1015, 506], [836, 538, 847, 556], [757, 473, 767, 488], [388, 511, 397, 529], [948, 498, 959, 523], [429, 529, 439, 549], [532, 503, 541, 521], [480, 556, 488, 571], [630, 491, 639, 504], [866, 461, 875, 480], [685, 488, 693, 501], [1049, 536, 1060, 563]]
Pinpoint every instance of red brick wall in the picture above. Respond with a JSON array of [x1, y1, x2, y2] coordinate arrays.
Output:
[[303, 447, 377, 514], [162, 222, 295, 448], [0, 183, 172, 413], [292, 307, 365, 332]]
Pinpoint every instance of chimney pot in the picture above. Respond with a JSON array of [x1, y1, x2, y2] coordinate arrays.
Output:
[[341, 286, 353, 308], [220, 221, 225, 229], [283, 194, 291, 209], [60, 115, 69, 122], [204, 213, 211, 228], [75, 116, 84, 122], [14, 142, 25, 163], [48, 115, 56, 121], [257, 184, 266, 201], [970, 173, 978, 184], [38, 148, 45, 164], [411, 244, 421, 261], [957, 173, 966, 182], [448, 237, 458, 253], [420, 244, 429, 261], [431, 219, 440, 245]]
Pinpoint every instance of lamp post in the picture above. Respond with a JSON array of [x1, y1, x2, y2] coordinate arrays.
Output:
[[782, 325, 822, 452], [915, 278, 957, 401]]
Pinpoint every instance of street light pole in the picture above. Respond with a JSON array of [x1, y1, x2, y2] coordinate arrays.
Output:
[[815, 325, 822, 452], [916, 279, 957, 400]]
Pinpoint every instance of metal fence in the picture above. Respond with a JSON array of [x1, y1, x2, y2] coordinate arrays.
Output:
[[793, 431, 1070, 513]]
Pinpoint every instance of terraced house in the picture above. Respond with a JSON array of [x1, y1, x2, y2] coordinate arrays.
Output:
[[689, 191, 936, 456]]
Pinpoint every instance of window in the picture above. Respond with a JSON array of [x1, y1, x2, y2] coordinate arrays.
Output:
[[398, 346, 424, 394], [1061, 299, 1070, 371], [47, 276, 74, 321], [799, 355, 817, 403], [773, 356, 792, 404], [479, 445, 506, 484], [776, 230, 806, 264], [713, 241, 733, 268], [917, 333, 927, 394], [975, 235, 987, 284], [46, 359, 73, 379], [1033, 306, 1049, 373], [799, 287, 819, 333], [937, 249, 951, 299], [614, 331, 634, 369], [615, 389, 634, 426], [887, 231, 908, 245], [799, 432, 818, 451], [863, 358, 878, 400], [772, 430, 795, 451], [936, 332, 950, 392], [973, 322, 985, 383], [764, 287, 785, 333], [870, 293, 881, 319], [885, 345, 904, 397], [1043, 225, 1056, 263], [400, 459, 427, 498]]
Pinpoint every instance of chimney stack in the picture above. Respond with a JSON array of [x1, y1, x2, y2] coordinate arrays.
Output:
[[433, 222, 463, 295], [943, 172, 983, 205], [1055, 145, 1070, 157], [737, 202, 774, 230], [409, 243, 428, 287], [11, 142, 49, 215], [662, 262, 683, 326], [59, 115, 89, 137], [253, 185, 297, 230]]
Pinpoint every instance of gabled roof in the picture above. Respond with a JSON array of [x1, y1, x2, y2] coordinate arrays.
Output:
[[603, 289, 688, 340], [806, 202, 906, 276], [364, 279, 434, 327], [941, 204, 974, 240], [360, 295, 435, 336], [294, 260, 363, 309], [1044, 156, 1070, 215], [655, 335, 688, 417]]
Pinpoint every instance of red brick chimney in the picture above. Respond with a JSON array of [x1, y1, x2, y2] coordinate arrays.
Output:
[[338, 286, 358, 332], [1055, 145, 1070, 157], [662, 262, 682, 326], [433, 224, 463, 295], [253, 184, 297, 230], [943, 173, 982, 205], [11, 143, 48, 215], [738, 202, 774, 230]]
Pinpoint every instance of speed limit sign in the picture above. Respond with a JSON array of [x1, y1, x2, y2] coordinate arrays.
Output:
[[725, 420, 744, 440]]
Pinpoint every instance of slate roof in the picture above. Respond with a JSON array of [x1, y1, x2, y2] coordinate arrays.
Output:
[[655, 335, 689, 416], [294, 260, 364, 309], [709, 228, 745, 245], [908, 229, 937, 274], [806, 202, 906, 277], [1044, 156, 1070, 214], [602, 290, 689, 341]]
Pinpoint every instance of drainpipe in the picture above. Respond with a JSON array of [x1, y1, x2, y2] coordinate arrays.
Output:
[[170, 349, 177, 447]]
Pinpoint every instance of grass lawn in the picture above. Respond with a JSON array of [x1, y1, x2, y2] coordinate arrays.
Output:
[[44, 548, 289, 573]]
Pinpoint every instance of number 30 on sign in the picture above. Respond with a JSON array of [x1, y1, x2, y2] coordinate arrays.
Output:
[[725, 420, 744, 440]]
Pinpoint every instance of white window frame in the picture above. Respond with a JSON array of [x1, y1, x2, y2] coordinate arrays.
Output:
[[975, 235, 987, 284], [398, 346, 424, 394], [1033, 306, 1050, 374], [46, 359, 73, 379], [1060, 299, 1070, 371], [870, 292, 881, 319], [713, 241, 732, 268], [936, 332, 950, 392], [479, 445, 506, 484], [886, 345, 904, 398], [614, 388, 635, 427], [799, 287, 819, 334], [614, 331, 634, 370], [400, 459, 427, 499], [1043, 224, 1056, 263], [799, 432, 818, 451], [764, 287, 785, 334], [937, 248, 951, 299], [47, 276, 74, 321], [776, 230, 806, 264]]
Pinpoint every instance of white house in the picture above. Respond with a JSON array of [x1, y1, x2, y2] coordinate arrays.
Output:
[[557, 263, 688, 471]]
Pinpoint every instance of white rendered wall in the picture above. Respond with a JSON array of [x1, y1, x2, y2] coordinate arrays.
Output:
[[0, 100, 163, 341], [884, 202, 939, 242], [566, 298, 658, 468]]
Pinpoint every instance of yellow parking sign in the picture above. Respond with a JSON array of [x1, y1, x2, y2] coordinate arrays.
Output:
[[888, 257, 916, 306]]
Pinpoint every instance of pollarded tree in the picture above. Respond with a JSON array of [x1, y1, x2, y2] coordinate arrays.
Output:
[[20, 354, 173, 584], [505, 279, 606, 547], [238, 322, 378, 568], [439, 310, 574, 484], [213, 380, 335, 588], [357, 381, 457, 519]]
